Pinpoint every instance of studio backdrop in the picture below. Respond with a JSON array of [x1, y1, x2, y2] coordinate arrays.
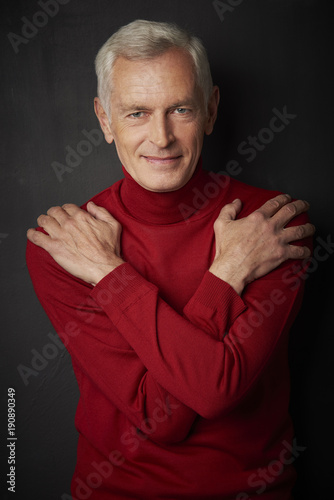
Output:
[[1, 1, 333, 499]]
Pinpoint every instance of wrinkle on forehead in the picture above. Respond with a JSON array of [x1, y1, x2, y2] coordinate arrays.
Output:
[[110, 49, 201, 109]]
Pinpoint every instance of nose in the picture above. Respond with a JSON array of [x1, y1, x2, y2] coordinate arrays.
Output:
[[149, 113, 175, 148]]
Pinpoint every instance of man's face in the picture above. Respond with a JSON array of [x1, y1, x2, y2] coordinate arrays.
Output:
[[95, 48, 219, 192]]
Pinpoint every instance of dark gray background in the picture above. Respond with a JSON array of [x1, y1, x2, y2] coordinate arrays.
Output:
[[1, 0, 333, 498]]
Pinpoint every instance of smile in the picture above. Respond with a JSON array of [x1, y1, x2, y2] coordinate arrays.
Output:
[[142, 155, 182, 165]]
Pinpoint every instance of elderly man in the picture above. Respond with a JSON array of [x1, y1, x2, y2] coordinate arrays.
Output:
[[27, 19, 313, 500]]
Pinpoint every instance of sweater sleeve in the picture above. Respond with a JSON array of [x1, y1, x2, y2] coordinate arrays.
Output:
[[26, 240, 197, 445], [90, 220, 312, 420]]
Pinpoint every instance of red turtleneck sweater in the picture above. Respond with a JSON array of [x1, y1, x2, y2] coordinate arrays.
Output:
[[26, 161, 310, 500]]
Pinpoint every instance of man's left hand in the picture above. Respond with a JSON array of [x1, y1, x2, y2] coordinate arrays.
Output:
[[27, 202, 124, 285]]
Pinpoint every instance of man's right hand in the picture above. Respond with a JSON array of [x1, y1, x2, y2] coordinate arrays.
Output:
[[209, 194, 315, 295]]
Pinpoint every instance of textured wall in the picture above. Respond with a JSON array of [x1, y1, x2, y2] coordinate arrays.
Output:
[[1, 1, 333, 498]]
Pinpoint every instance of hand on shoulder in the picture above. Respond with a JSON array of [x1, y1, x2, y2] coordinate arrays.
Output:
[[209, 194, 315, 295]]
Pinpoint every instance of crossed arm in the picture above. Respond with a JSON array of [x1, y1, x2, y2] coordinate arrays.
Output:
[[27, 194, 313, 293], [26, 194, 314, 443]]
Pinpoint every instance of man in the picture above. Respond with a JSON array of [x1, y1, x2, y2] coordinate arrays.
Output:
[[26, 20, 314, 500]]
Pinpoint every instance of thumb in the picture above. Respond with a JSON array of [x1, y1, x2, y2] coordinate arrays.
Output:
[[86, 201, 114, 223], [218, 199, 242, 221]]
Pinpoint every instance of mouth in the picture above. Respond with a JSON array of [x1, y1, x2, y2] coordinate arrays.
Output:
[[142, 155, 182, 165]]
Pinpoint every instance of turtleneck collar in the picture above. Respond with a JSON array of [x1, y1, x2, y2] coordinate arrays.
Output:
[[118, 158, 210, 225]]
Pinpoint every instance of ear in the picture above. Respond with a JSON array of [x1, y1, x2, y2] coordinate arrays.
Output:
[[94, 97, 114, 144], [204, 86, 220, 136]]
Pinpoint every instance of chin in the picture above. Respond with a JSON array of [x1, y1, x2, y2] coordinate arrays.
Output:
[[150, 165, 196, 192], [141, 172, 191, 193]]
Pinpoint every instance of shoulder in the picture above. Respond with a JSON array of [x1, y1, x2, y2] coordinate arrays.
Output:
[[80, 179, 123, 214], [223, 176, 282, 216], [212, 174, 310, 226], [203, 169, 280, 214]]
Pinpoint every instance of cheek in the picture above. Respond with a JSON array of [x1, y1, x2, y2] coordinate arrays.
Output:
[[177, 123, 205, 150], [115, 127, 145, 154], [177, 116, 204, 137]]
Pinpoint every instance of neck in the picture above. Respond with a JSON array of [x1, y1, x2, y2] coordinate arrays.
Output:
[[119, 158, 209, 224]]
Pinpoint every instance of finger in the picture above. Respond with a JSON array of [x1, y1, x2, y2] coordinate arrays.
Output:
[[217, 199, 243, 221], [281, 222, 315, 243], [46, 205, 72, 225], [86, 201, 115, 223], [286, 244, 312, 261], [60, 203, 81, 216], [36, 213, 61, 235], [48, 204, 91, 227], [27, 228, 52, 250], [254, 194, 292, 218], [273, 199, 310, 228]]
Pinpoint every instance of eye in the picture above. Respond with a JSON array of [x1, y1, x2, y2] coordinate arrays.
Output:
[[175, 108, 188, 114], [130, 112, 144, 118]]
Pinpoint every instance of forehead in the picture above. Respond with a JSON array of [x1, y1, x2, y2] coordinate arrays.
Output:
[[110, 49, 201, 106]]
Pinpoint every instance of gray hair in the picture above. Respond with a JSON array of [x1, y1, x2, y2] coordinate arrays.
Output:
[[95, 19, 213, 120]]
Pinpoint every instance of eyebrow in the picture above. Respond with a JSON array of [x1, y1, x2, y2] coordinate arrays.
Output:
[[119, 104, 151, 113], [171, 101, 197, 108], [118, 100, 198, 114]]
